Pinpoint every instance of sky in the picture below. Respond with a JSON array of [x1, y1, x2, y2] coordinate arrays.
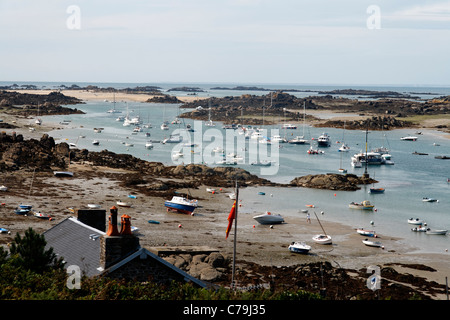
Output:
[[1, 0, 450, 86]]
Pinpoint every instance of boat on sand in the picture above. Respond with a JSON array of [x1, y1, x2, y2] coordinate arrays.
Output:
[[253, 212, 284, 225], [288, 241, 311, 254]]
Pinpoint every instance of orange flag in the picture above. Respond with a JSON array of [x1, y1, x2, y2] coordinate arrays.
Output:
[[225, 201, 236, 239]]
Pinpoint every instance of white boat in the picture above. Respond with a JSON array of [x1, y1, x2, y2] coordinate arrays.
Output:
[[317, 133, 331, 147], [172, 150, 183, 160], [411, 226, 428, 232], [288, 241, 311, 254], [162, 134, 182, 144], [288, 136, 308, 144], [362, 239, 383, 248], [206, 188, 216, 193], [92, 140, 100, 145], [312, 234, 332, 245], [426, 229, 447, 235], [338, 143, 350, 152], [408, 218, 424, 225], [422, 197, 439, 202], [251, 160, 272, 166], [307, 146, 324, 154], [87, 204, 101, 209], [125, 142, 134, 147], [228, 193, 236, 200], [164, 196, 198, 215], [253, 211, 284, 225], [271, 135, 287, 143], [116, 200, 131, 207], [161, 123, 169, 130], [0, 185, 7, 192], [356, 228, 377, 237], [34, 211, 51, 219], [401, 136, 418, 141], [145, 141, 153, 149], [212, 146, 224, 153]]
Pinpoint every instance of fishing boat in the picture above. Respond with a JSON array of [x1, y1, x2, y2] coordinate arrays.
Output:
[[164, 196, 198, 215], [356, 228, 377, 237], [362, 239, 383, 248], [369, 187, 385, 194], [312, 234, 332, 245], [53, 171, 74, 177], [317, 133, 331, 147], [253, 211, 284, 225], [422, 197, 439, 202], [288, 241, 311, 254], [408, 218, 424, 225], [426, 229, 447, 235], [349, 200, 374, 210]]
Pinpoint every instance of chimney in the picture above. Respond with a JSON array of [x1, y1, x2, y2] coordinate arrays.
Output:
[[106, 206, 120, 236], [77, 209, 106, 232], [100, 207, 139, 270], [120, 214, 133, 235]]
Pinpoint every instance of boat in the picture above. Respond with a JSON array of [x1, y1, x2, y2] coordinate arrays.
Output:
[[351, 157, 362, 168], [411, 226, 428, 232], [251, 160, 272, 166], [228, 193, 236, 200], [0, 185, 7, 192], [15, 207, 31, 215], [161, 123, 169, 130], [369, 187, 385, 194], [288, 136, 308, 144], [312, 211, 332, 244], [53, 171, 74, 177], [145, 141, 153, 149], [317, 133, 331, 147], [426, 229, 448, 235], [312, 234, 332, 245], [412, 151, 428, 155], [116, 200, 131, 207], [351, 152, 384, 165], [282, 123, 297, 130], [34, 211, 51, 219], [349, 200, 374, 210], [401, 136, 418, 141], [87, 204, 101, 209], [307, 147, 324, 154], [422, 197, 438, 202], [362, 239, 383, 248], [288, 241, 311, 254], [408, 218, 424, 225], [271, 135, 287, 143], [206, 188, 216, 193], [435, 155, 450, 159], [164, 196, 198, 215], [338, 143, 350, 152], [162, 134, 182, 144], [92, 140, 100, 145], [253, 211, 284, 225], [0, 227, 9, 234], [93, 128, 103, 133], [148, 220, 160, 224], [356, 228, 377, 237]]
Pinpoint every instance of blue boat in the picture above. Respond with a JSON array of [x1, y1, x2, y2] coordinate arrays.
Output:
[[164, 196, 198, 215]]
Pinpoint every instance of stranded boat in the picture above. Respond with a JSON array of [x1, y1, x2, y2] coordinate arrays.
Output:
[[164, 196, 198, 215], [253, 211, 284, 225], [288, 241, 311, 254]]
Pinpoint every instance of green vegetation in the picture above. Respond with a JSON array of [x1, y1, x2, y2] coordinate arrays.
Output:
[[0, 228, 321, 300]]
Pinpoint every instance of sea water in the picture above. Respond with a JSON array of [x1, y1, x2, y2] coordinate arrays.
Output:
[[33, 85, 450, 255]]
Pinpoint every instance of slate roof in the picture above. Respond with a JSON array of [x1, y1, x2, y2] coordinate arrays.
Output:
[[43, 217, 105, 277]]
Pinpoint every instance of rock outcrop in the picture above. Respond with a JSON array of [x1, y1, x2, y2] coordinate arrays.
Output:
[[290, 173, 376, 191]]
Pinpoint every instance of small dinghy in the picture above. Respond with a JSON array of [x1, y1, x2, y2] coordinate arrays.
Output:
[[408, 218, 424, 225], [426, 229, 447, 235], [34, 211, 51, 220], [356, 228, 377, 237], [288, 241, 311, 254], [312, 234, 332, 245], [362, 239, 384, 248]]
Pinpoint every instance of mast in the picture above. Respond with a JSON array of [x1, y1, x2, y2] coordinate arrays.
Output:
[[363, 126, 369, 178], [231, 179, 239, 289]]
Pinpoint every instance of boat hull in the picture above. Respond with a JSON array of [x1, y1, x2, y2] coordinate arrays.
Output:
[[164, 201, 197, 215], [288, 242, 311, 254], [253, 213, 284, 225], [312, 234, 332, 245], [362, 239, 383, 248]]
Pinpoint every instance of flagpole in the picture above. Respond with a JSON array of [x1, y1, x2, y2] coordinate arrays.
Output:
[[231, 179, 239, 289]]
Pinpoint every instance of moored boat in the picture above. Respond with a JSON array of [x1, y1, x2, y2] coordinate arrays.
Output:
[[426, 229, 447, 235], [288, 241, 311, 254], [116, 200, 131, 207], [422, 197, 439, 202], [53, 171, 74, 177], [317, 133, 331, 147], [312, 234, 332, 245], [356, 228, 377, 237], [369, 187, 385, 194], [408, 218, 424, 225], [349, 200, 374, 210]]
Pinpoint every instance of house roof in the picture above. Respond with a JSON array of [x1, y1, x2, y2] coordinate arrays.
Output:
[[101, 247, 206, 288], [43, 217, 105, 277]]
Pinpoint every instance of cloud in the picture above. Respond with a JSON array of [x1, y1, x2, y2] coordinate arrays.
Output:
[[390, 1, 450, 22]]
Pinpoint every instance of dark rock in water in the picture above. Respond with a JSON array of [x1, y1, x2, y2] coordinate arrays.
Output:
[[146, 95, 183, 104], [290, 173, 376, 191]]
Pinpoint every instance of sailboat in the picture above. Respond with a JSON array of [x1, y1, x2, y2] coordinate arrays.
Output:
[[161, 106, 169, 130], [312, 211, 332, 245], [205, 100, 215, 127], [338, 121, 350, 152], [288, 101, 309, 144], [35, 104, 42, 125]]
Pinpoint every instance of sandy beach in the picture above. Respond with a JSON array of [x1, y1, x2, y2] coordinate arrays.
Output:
[[1, 90, 450, 299]]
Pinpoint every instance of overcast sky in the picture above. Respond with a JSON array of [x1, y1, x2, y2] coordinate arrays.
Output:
[[1, 0, 450, 86]]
